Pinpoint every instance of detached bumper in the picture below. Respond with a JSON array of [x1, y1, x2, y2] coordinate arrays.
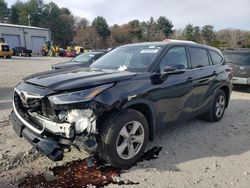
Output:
[[10, 111, 64, 161]]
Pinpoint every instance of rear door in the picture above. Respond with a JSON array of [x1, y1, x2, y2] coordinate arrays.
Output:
[[187, 47, 217, 116]]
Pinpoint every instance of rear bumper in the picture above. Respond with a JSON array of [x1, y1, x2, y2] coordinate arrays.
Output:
[[10, 110, 64, 161], [232, 77, 250, 85]]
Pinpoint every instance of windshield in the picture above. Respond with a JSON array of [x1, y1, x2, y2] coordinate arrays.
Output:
[[72, 53, 94, 63], [90, 45, 163, 72], [224, 52, 250, 65]]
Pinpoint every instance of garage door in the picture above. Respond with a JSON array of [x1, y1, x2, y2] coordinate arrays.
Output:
[[2, 34, 21, 49], [31, 36, 46, 55]]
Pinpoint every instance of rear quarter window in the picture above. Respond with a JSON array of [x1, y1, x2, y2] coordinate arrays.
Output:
[[189, 47, 210, 68], [209, 50, 223, 65]]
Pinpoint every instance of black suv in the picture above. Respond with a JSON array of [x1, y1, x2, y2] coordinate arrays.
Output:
[[13, 46, 32, 57], [11, 40, 232, 168]]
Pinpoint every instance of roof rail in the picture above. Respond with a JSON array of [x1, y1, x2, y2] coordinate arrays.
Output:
[[162, 39, 197, 44]]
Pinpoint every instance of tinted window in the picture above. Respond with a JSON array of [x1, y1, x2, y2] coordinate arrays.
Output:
[[189, 47, 210, 68], [159, 46, 188, 73], [224, 52, 250, 65], [209, 50, 223, 64]]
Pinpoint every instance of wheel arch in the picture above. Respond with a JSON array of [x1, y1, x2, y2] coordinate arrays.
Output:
[[219, 85, 230, 108], [122, 99, 156, 141]]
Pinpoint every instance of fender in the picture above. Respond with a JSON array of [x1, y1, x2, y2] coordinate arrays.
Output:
[[122, 99, 157, 141]]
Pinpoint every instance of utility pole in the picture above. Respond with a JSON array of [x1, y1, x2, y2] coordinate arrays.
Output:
[[28, 14, 31, 26]]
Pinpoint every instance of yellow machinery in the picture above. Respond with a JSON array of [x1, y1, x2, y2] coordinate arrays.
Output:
[[0, 38, 13, 58], [74, 46, 84, 55], [41, 41, 59, 57]]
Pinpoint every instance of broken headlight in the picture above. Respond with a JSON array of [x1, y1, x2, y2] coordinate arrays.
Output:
[[48, 84, 113, 105]]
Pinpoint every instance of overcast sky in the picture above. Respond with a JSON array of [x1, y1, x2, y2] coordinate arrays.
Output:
[[6, 0, 250, 30]]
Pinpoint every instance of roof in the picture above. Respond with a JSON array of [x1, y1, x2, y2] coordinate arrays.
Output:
[[121, 40, 222, 56], [123, 39, 199, 47], [0, 23, 50, 31]]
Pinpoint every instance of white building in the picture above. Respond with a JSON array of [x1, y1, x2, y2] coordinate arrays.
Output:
[[0, 23, 51, 54]]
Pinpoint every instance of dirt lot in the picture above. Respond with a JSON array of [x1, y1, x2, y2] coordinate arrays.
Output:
[[0, 57, 250, 188]]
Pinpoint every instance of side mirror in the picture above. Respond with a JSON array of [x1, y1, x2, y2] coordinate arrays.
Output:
[[163, 64, 186, 74], [159, 64, 186, 81]]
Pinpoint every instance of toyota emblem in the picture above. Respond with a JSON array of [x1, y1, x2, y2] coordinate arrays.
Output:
[[20, 91, 27, 102]]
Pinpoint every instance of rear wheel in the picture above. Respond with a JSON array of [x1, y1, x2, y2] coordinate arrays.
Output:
[[98, 109, 149, 168], [203, 89, 226, 122]]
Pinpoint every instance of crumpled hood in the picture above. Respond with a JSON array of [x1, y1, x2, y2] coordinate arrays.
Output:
[[24, 68, 136, 91]]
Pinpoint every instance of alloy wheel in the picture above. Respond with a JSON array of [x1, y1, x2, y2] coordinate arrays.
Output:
[[116, 121, 145, 160]]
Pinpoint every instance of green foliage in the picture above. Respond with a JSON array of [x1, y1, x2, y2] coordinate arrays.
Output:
[[92, 16, 111, 40], [201, 25, 215, 45], [128, 20, 142, 41], [183, 24, 194, 41], [156, 16, 173, 37], [7, 0, 75, 47], [182, 24, 202, 43], [0, 0, 8, 22], [4, 1, 250, 49]]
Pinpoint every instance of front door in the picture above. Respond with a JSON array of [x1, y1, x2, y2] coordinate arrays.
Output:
[[150, 46, 194, 125]]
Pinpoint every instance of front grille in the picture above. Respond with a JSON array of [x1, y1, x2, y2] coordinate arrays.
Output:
[[13, 92, 43, 131], [14, 91, 58, 122], [14, 92, 41, 109]]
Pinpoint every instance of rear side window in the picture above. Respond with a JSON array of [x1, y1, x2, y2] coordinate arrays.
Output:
[[189, 47, 210, 68], [209, 50, 223, 64]]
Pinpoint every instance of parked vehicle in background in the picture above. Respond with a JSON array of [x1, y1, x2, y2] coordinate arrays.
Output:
[[74, 46, 84, 55], [58, 48, 66, 57], [11, 40, 232, 168], [223, 48, 250, 85], [41, 41, 60, 57], [64, 50, 77, 57], [51, 52, 106, 69], [0, 42, 13, 59], [13, 47, 32, 57]]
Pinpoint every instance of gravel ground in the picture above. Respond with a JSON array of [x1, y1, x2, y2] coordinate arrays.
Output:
[[0, 57, 250, 188]]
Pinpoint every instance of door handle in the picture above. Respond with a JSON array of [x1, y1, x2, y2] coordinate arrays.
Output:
[[186, 77, 193, 82]]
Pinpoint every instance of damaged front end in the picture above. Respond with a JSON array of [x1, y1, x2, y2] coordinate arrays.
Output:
[[11, 83, 113, 161]]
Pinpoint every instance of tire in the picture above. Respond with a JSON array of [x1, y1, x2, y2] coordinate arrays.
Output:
[[203, 89, 226, 122], [98, 109, 149, 168]]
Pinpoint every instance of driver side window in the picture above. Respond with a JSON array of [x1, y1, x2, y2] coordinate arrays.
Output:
[[159, 46, 188, 73]]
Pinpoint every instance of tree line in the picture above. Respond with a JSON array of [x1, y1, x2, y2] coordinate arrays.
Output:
[[1, 0, 250, 49]]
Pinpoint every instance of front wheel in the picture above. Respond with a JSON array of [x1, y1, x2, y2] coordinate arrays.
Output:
[[203, 89, 226, 122], [98, 109, 149, 168]]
